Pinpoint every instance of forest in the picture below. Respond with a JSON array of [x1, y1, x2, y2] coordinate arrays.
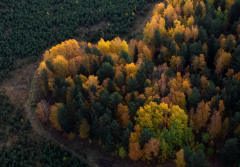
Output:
[[35, 0, 240, 166], [0, 0, 157, 81], [6, 0, 240, 166]]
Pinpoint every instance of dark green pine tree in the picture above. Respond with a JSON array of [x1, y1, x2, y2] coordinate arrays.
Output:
[[157, 51, 165, 65], [126, 78, 138, 93], [189, 149, 208, 167], [84, 46, 91, 54], [165, 67, 175, 78], [76, 91, 88, 120], [188, 87, 201, 109], [108, 92, 122, 111], [58, 106, 74, 133], [110, 120, 122, 143], [99, 89, 109, 108], [104, 126, 116, 152], [96, 62, 115, 83], [232, 45, 240, 73], [120, 50, 133, 64], [135, 65, 147, 94], [126, 121, 134, 132], [121, 128, 131, 150], [128, 102, 136, 120], [134, 45, 139, 63], [169, 42, 176, 56], [198, 26, 208, 44], [204, 81, 217, 101], [220, 138, 240, 166], [152, 29, 161, 48], [91, 59, 99, 75], [92, 47, 102, 56], [78, 64, 89, 77], [46, 61, 54, 72], [102, 55, 114, 66], [195, 3, 203, 17], [140, 128, 153, 148], [174, 33, 184, 46], [107, 79, 115, 93]]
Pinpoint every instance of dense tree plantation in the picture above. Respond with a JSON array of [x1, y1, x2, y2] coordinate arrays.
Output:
[[0, 93, 90, 167], [0, 0, 157, 81], [32, 0, 240, 166]]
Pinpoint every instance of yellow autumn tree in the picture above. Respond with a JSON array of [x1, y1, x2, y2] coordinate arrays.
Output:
[[83, 75, 99, 90], [135, 102, 170, 131], [52, 55, 69, 77], [79, 118, 90, 138], [125, 63, 139, 80], [175, 149, 186, 167], [97, 38, 111, 56], [109, 37, 128, 55], [183, 1, 194, 18], [49, 103, 63, 131]]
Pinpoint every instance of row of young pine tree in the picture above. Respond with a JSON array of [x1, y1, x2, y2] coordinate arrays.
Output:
[[36, 0, 240, 166]]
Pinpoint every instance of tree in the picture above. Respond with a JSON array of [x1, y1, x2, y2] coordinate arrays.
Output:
[[188, 87, 201, 109], [135, 102, 170, 131], [116, 103, 130, 129], [126, 78, 138, 93], [79, 118, 90, 138], [121, 128, 131, 150], [193, 101, 211, 133], [92, 47, 102, 56], [36, 100, 50, 122], [175, 149, 186, 167], [221, 138, 240, 166], [110, 120, 122, 143], [183, 1, 194, 17], [140, 128, 153, 148], [78, 64, 89, 77], [195, 3, 203, 17], [135, 67, 147, 94], [143, 138, 160, 161], [52, 55, 69, 77], [128, 142, 143, 161], [49, 103, 63, 131], [96, 62, 115, 83], [108, 92, 122, 111], [222, 118, 229, 138], [107, 79, 115, 93], [208, 110, 222, 139], [125, 63, 139, 80], [165, 67, 175, 77], [169, 42, 176, 56], [153, 29, 162, 48], [189, 149, 208, 167], [120, 50, 132, 64], [58, 106, 74, 133]]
